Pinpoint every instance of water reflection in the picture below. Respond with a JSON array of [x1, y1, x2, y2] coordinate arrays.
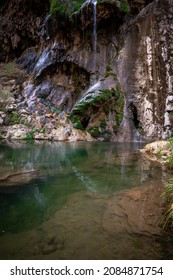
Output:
[[0, 141, 171, 260]]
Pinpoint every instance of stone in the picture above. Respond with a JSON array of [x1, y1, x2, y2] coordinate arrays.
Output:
[[42, 244, 57, 255], [140, 141, 172, 165], [0, 117, 3, 125]]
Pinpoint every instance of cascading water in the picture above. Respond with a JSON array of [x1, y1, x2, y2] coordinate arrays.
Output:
[[92, 0, 97, 80], [73, 0, 98, 103], [81, 0, 97, 81]]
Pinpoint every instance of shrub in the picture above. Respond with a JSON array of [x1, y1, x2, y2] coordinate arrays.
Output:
[[121, 0, 129, 14], [161, 178, 173, 230], [0, 62, 20, 77], [8, 111, 21, 125], [49, 0, 86, 16]]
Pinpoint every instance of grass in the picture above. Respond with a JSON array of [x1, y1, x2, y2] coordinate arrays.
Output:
[[161, 178, 173, 230], [8, 111, 21, 125], [0, 62, 20, 78], [166, 138, 173, 169], [0, 89, 14, 110]]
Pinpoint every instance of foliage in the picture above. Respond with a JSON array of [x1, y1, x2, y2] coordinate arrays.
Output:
[[167, 154, 173, 169], [49, 0, 67, 15], [120, 0, 129, 14], [8, 111, 21, 125], [49, 0, 86, 16], [88, 127, 100, 137], [166, 138, 173, 169], [0, 62, 20, 78], [23, 127, 37, 140], [161, 178, 173, 230], [70, 115, 84, 130], [168, 137, 173, 149], [0, 89, 14, 110], [25, 132, 35, 140], [70, 85, 124, 135]]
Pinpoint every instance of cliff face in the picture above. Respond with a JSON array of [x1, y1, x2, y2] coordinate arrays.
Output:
[[118, 0, 173, 140], [0, 0, 49, 61], [0, 0, 173, 141]]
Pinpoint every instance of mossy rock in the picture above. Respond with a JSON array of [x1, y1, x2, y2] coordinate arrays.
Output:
[[70, 115, 84, 130], [88, 127, 101, 138]]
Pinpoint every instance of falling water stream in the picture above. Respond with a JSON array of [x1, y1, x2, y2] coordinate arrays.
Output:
[[0, 141, 172, 260], [92, 0, 97, 80]]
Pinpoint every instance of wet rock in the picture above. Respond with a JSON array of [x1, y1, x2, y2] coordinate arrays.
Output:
[[35, 81, 53, 98], [17, 50, 38, 73], [118, 0, 173, 140], [103, 181, 164, 236], [42, 244, 57, 255], [33, 46, 65, 78], [0, 169, 38, 188], [47, 234, 56, 245]]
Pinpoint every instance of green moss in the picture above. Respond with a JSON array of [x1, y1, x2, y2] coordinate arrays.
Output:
[[70, 115, 84, 130], [49, 0, 86, 16], [114, 85, 124, 128], [49, 0, 67, 15], [23, 132, 35, 140], [70, 85, 124, 134], [88, 127, 100, 138], [8, 111, 21, 125], [23, 127, 38, 140], [0, 62, 20, 78], [161, 178, 173, 230], [167, 154, 173, 169], [120, 0, 129, 14], [0, 89, 14, 110]]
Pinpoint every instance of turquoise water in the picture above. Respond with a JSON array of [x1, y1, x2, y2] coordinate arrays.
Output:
[[0, 141, 172, 259]]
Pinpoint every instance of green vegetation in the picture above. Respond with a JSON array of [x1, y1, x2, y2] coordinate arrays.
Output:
[[49, 0, 67, 15], [88, 127, 100, 137], [0, 62, 20, 78], [166, 138, 173, 169], [70, 115, 84, 130], [120, 0, 129, 14], [0, 89, 14, 111], [161, 178, 173, 230], [70, 85, 124, 137], [49, 0, 86, 16], [8, 111, 21, 125], [23, 127, 37, 140], [167, 154, 173, 169], [25, 132, 35, 140]]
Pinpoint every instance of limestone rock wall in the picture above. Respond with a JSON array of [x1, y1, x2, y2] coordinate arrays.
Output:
[[0, 0, 49, 61], [0, 0, 173, 141], [118, 0, 173, 140]]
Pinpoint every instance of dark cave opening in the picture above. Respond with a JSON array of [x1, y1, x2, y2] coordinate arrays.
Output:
[[130, 103, 140, 130]]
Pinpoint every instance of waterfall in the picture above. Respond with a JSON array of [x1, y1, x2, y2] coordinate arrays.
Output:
[[92, 0, 97, 81], [81, 0, 97, 81]]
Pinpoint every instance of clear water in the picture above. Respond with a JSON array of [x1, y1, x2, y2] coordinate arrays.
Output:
[[0, 141, 172, 260]]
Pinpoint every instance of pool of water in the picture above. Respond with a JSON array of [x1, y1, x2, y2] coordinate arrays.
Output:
[[0, 141, 172, 259]]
